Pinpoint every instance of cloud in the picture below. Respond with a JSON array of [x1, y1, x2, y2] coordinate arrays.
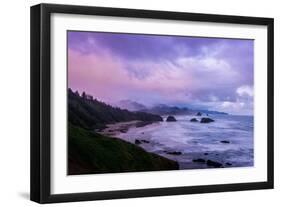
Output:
[[236, 85, 253, 97], [68, 31, 221, 61], [68, 31, 254, 115], [68, 49, 192, 105]]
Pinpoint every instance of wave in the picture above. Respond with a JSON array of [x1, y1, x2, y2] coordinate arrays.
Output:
[[115, 114, 254, 169]]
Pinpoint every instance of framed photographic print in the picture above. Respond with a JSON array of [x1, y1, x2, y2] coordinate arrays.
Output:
[[30, 3, 274, 203]]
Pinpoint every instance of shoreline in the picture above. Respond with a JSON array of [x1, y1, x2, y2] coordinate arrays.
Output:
[[98, 115, 253, 170], [69, 124, 179, 175], [98, 120, 159, 136]]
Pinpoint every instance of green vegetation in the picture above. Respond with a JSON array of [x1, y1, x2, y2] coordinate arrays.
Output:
[[68, 88, 163, 130], [68, 89, 178, 174], [68, 124, 179, 175]]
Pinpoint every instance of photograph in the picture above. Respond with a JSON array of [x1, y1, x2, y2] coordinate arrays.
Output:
[[29, 3, 274, 203], [67, 31, 254, 175]]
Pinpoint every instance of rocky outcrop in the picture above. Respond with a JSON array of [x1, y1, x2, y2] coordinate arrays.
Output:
[[220, 140, 230, 144], [120, 129, 128, 133], [166, 115, 177, 122], [135, 139, 142, 145], [135, 139, 150, 145], [165, 151, 182, 155], [192, 158, 206, 163], [196, 112, 202, 116], [206, 160, 222, 167], [190, 118, 198, 122], [200, 117, 215, 123]]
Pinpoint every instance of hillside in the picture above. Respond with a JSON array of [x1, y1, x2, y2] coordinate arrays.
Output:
[[68, 124, 179, 174], [68, 88, 163, 130]]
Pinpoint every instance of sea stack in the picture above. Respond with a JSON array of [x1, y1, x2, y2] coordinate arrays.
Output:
[[200, 117, 215, 123], [190, 118, 198, 122], [166, 115, 177, 122]]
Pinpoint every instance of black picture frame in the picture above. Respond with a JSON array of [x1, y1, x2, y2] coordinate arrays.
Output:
[[30, 3, 274, 204]]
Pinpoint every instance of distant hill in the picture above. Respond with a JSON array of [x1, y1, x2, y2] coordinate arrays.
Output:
[[145, 104, 228, 116], [117, 100, 228, 116], [118, 99, 147, 111], [193, 109, 228, 115], [142, 104, 192, 115], [68, 89, 163, 130]]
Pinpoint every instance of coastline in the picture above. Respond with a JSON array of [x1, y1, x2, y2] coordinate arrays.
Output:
[[98, 120, 158, 136], [68, 124, 179, 175], [98, 114, 254, 170]]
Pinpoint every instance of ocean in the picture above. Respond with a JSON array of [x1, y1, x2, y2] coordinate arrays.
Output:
[[116, 114, 254, 169]]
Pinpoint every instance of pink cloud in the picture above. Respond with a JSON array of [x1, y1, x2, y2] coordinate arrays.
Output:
[[68, 49, 192, 104]]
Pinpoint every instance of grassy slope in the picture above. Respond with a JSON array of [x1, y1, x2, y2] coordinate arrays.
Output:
[[68, 124, 179, 175]]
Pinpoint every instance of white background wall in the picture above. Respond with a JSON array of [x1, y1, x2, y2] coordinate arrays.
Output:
[[0, 0, 279, 206]]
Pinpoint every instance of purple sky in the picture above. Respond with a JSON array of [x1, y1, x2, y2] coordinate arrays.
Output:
[[68, 31, 254, 115]]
